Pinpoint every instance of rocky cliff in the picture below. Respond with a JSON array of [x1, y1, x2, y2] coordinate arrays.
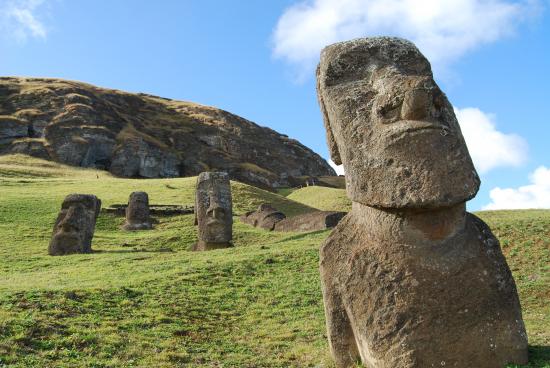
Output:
[[0, 77, 335, 187]]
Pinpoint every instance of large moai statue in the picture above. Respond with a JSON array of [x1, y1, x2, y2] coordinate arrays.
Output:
[[316, 37, 528, 368], [49, 194, 101, 255], [193, 172, 233, 251], [122, 191, 153, 230]]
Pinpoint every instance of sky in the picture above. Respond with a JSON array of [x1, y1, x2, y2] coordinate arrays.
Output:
[[0, 0, 549, 211]]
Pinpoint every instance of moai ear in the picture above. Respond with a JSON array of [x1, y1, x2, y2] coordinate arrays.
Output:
[[316, 65, 342, 165]]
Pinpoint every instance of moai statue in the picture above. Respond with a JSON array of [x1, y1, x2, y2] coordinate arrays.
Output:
[[122, 192, 153, 230], [193, 172, 233, 251], [49, 194, 101, 255], [317, 37, 528, 368]]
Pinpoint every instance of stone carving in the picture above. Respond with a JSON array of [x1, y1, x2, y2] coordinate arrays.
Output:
[[49, 194, 101, 255], [193, 172, 233, 251], [317, 37, 528, 368], [122, 192, 153, 230], [240, 203, 286, 230], [274, 211, 346, 232]]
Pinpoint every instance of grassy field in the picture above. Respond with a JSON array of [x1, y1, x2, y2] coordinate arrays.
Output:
[[287, 186, 351, 212], [0, 155, 548, 367]]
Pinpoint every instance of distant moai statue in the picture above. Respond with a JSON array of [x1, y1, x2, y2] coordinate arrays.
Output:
[[49, 194, 101, 255], [122, 192, 153, 230], [193, 172, 233, 251], [316, 37, 528, 368]]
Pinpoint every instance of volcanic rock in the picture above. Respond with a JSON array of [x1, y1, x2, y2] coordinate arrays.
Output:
[[0, 77, 335, 188], [274, 211, 346, 232], [317, 37, 527, 368], [49, 194, 101, 255], [122, 192, 153, 231], [193, 172, 233, 251], [240, 203, 286, 230]]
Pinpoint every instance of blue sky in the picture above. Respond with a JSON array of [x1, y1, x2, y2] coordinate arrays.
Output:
[[1, 0, 549, 211]]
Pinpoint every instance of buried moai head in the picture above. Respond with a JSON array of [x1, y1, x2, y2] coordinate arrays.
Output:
[[48, 194, 101, 256], [122, 192, 152, 231], [317, 37, 480, 209], [194, 172, 232, 249]]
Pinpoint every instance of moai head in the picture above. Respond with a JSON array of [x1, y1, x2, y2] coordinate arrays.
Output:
[[48, 194, 101, 255], [194, 172, 232, 249], [123, 191, 152, 230], [317, 37, 480, 209]]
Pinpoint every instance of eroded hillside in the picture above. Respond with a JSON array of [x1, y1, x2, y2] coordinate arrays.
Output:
[[0, 77, 335, 188]]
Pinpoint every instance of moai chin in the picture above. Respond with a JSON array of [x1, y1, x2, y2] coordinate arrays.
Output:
[[194, 172, 233, 251], [49, 194, 101, 255], [317, 37, 528, 368], [122, 192, 153, 231]]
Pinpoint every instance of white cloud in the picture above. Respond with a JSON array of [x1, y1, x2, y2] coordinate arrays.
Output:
[[0, 0, 49, 42], [329, 159, 345, 175], [272, 0, 541, 79], [455, 107, 528, 174], [483, 166, 550, 209]]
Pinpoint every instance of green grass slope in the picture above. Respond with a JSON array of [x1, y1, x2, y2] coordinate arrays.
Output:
[[287, 186, 351, 212], [0, 154, 549, 367]]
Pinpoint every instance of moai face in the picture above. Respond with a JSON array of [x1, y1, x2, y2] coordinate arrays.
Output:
[[195, 172, 232, 246], [49, 194, 101, 255], [317, 37, 480, 209], [123, 191, 152, 230]]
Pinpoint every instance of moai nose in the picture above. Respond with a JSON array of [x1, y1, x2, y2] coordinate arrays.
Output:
[[207, 205, 225, 220], [401, 88, 431, 120]]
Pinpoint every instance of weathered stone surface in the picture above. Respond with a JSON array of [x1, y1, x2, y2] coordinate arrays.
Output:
[[0, 116, 28, 144], [317, 37, 527, 368], [274, 211, 346, 232], [0, 77, 335, 187], [317, 37, 479, 209], [193, 172, 233, 251], [240, 203, 286, 230], [49, 194, 101, 256], [122, 192, 153, 231]]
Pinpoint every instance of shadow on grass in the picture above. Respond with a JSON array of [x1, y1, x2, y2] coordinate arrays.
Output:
[[508, 345, 550, 368], [274, 229, 329, 243], [93, 248, 174, 254]]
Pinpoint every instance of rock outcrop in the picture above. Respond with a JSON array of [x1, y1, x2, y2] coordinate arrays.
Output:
[[317, 37, 527, 368], [240, 203, 286, 231], [49, 194, 101, 256], [274, 211, 346, 232], [0, 77, 335, 188], [240, 203, 345, 232], [193, 172, 233, 251]]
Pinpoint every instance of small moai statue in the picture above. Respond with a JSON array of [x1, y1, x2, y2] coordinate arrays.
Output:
[[122, 192, 153, 230], [48, 194, 101, 255], [193, 172, 233, 251], [316, 37, 528, 368]]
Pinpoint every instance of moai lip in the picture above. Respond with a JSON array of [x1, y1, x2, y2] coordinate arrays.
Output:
[[317, 37, 528, 368]]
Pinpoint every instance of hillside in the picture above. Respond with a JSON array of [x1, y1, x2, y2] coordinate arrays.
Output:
[[0, 155, 548, 367], [287, 186, 351, 212], [0, 77, 335, 189]]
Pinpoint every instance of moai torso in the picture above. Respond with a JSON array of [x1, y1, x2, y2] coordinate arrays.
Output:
[[123, 191, 153, 230], [194, 172, 233, 251], [49, 194, 101, 255], [316, 37, 528, 368]]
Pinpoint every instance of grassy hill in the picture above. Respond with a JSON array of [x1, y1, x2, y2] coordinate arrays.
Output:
[[0, 155, 548, 367], [287, 186, 351, 212]]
